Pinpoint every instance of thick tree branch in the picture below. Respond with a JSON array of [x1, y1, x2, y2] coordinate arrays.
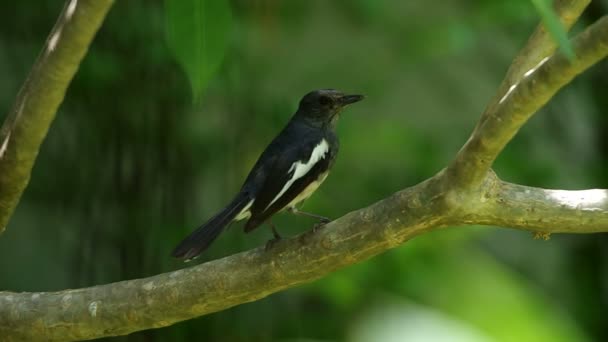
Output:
[[0, 0, 114, 235], [1, 4, 607, 342], [447, 15, 608, 189], [2, 170, 607, 341], [0, 176, 450, 341], [459, 172, 608, 233]]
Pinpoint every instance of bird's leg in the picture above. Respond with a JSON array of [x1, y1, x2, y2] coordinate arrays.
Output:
[[270, 221, 281, 240], [265, 220, 282, 251], [288, 207, 331, 233], [288, 207, 331, 223]]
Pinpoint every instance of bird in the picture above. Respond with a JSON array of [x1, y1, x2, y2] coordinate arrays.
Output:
[[171, 89, 364, 260]]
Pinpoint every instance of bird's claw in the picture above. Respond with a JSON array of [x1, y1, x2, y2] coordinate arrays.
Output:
[[312, 218, 331, 233], [265, 236, 282, 251]]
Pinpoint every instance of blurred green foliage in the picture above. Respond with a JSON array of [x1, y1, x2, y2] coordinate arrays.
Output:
[[0, 0, 607, 341], [165, 0, 233, 101]]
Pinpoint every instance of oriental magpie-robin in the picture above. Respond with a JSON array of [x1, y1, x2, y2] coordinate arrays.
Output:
[[171, 89, 364, 260]]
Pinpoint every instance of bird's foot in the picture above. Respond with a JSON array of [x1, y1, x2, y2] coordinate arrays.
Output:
[[265, 235, 282, 251], [265, 221, 282, 251], [312, 218, 331, 233]]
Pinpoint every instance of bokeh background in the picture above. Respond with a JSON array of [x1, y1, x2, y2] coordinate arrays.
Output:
[[1, 0, 608, 341]]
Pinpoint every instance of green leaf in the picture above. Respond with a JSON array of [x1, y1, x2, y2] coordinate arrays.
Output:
[[164, 0, 233, 101], [530, 0, 575, 61]]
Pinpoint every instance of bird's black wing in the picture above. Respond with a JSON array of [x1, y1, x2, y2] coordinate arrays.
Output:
[[244, 134, 331, 232]]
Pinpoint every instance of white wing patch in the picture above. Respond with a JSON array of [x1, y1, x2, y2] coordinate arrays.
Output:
[[234, 199, 254, 221], [266, 139, 329, 210]]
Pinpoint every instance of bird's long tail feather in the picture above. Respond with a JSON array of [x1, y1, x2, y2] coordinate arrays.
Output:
[[171, 193, 251, 260]]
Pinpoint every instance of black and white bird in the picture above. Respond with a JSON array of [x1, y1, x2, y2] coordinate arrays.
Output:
[[171, 89, 364, 260]]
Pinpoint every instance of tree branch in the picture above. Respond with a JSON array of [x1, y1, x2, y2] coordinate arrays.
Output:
[[497, 0, 590, 100], [2, 174, 607, 340], [445, 0, 590, 189], [459, 172, 608, 233], [0, 175, 450, 341], [0, 0, 114, 235], [447, 14, 608, 189]]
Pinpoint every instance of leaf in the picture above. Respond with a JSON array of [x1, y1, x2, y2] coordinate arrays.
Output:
[[530, 0, 575, 61], [164, 0, 233, 101]]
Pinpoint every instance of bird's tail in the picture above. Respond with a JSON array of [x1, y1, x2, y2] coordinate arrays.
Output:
[[171, 193, 251, 261]]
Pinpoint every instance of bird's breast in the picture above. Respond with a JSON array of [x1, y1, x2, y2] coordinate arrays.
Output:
[[286, 171, 330, 209]]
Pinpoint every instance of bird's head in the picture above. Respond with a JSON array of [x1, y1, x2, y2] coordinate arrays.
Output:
[[295, 89, 364, 127]]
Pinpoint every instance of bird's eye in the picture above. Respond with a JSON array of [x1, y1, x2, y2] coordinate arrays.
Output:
[[318, 96, 332, 106]]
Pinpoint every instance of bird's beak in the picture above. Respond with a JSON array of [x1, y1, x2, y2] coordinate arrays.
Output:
[[339, 94, 365, 106]]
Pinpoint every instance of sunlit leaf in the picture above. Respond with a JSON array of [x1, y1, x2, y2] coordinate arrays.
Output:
[[165, 0, 233, 101], [530, 0, 575, 61]]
